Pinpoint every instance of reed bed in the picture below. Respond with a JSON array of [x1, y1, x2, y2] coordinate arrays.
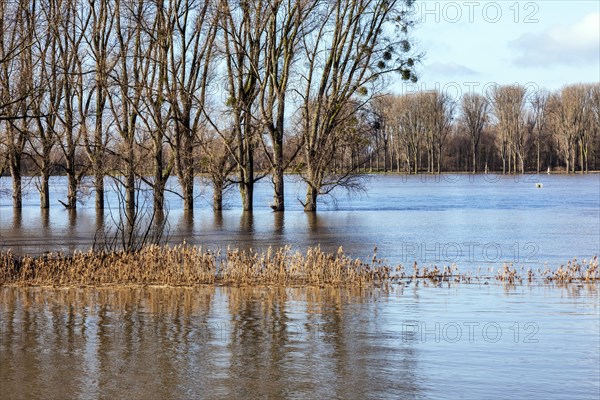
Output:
[[0, 245, 390, 287], [0, 245, 597, 287]]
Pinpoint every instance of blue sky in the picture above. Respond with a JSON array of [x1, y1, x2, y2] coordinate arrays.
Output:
[[392, 0, 600, 96]]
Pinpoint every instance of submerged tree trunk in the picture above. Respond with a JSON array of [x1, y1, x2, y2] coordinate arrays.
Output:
[[304, 185, 318, 212], [183, 166, 194, 211], [40, 171, 50, 209], [126, 142, 135, 214], [153, 136, 167, 212], [213, 180, 223, 211], [67, 173, 77, 209], [271, 140, 285, 211], [95, 170, 104, 210], [9, 159, 22, 209], [240, 180, 253, 212], [180, 135, 195, 211]]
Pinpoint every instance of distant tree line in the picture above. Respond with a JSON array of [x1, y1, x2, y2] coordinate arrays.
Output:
[[0, 0, 598, 214], [0, 0, 418, 212], [370, 83, 600, 176]]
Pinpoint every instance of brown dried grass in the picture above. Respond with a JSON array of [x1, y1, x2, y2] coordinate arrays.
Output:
[[1, 245, 597, 287], [0, 245, 390, 287]]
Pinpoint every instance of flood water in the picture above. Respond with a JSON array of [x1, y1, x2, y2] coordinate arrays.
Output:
[[1, 174, 599, 268], [1, 285, 598, 399], [1, 174, 599, 398]]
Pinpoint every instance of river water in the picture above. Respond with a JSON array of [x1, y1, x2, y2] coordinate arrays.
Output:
[[1, 174, 598, 268], [1, 174, 599, 398], [0, 285, 598, 399]]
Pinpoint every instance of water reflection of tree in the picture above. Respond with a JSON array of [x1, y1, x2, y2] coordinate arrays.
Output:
[[224, 287, 290, 398], [273, 212, 284, 236], [239, 212, 254, 233], [0, 288, 226, 398], [303, 287, 422, 398], [93, 288, 218, 398]]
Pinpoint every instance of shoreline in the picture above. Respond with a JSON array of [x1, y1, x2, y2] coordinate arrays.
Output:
[[2, 171, 600, 179]]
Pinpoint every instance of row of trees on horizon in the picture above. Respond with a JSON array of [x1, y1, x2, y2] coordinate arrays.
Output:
[[372, 82, 599, 177], [1, 0, 598, 214]]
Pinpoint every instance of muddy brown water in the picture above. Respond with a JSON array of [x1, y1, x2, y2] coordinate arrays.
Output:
[[1, 174, 599, 398], [0, 284, 598, 399]]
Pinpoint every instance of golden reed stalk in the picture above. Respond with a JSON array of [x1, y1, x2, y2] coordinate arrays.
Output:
[[0, 245, 597, 287]]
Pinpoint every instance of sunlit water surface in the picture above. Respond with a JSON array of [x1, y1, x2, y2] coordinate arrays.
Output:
[[0, 285, 598, 399], [1, 175, 599, 398], [1, 174, 599, 269]]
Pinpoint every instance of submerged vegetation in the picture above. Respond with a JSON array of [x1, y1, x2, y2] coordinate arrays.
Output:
[[1, 245, 597, 287]]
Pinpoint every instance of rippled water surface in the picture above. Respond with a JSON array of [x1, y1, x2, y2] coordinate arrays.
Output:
[[1, 174, 599, 398], [1, 285, 598, 399], [1, 174, 599, 268]]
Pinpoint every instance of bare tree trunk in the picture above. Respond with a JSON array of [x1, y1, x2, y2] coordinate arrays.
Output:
[[95, 169, 104, 210], [304, 185, 318, 212], [519, 153, 524, 175], [9, 156, 22, 209], [40, 174, 50, 209], [182, 145, 194, 211], [471, 141, 477, 173], [383, 141, 388, 173], [67, 173, 77, 209], [152, 131, 167, 212], [153, 150, 165, 212], [87, 0, 112, 211], [413, 152, 418, 174], [240, 180, 253, 211], [126, 142, 135, 213], [213, 180, 223, 211], [537, 140, 540, 173], [272, 139, 285, 211]]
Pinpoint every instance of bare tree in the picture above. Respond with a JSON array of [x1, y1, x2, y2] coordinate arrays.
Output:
[[137, 0, 174, 213], [528, 89, 549, 174], [55, 0, 92, 209], [0, 0, 38, 209], [548, 84, 589, 174], [393, 93, 427, 174], [257, 0, 317, 211], [298, 0, 417, 211], [83, 0, 115, 211], [369, 94, 395, 172], [490, 85, 527, 174], [421, 90, 453, 174], [26, 0, 61, 210], [460, 93, 488, 173], [589, 84, 600, 170], [107, 0, 150, 213], [198, 126, 236, 210], [212, 0, 270, 211], [166, 0, 218, 211], [578, 84, 595, 173]]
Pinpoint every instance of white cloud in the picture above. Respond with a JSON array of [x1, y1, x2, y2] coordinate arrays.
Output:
[[423, 62, 479, 77], [509, 13, 600, 67]]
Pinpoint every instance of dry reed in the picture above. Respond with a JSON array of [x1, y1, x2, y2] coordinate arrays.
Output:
[[0, 245, 390, 287], [0, 246, 597, 287]]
